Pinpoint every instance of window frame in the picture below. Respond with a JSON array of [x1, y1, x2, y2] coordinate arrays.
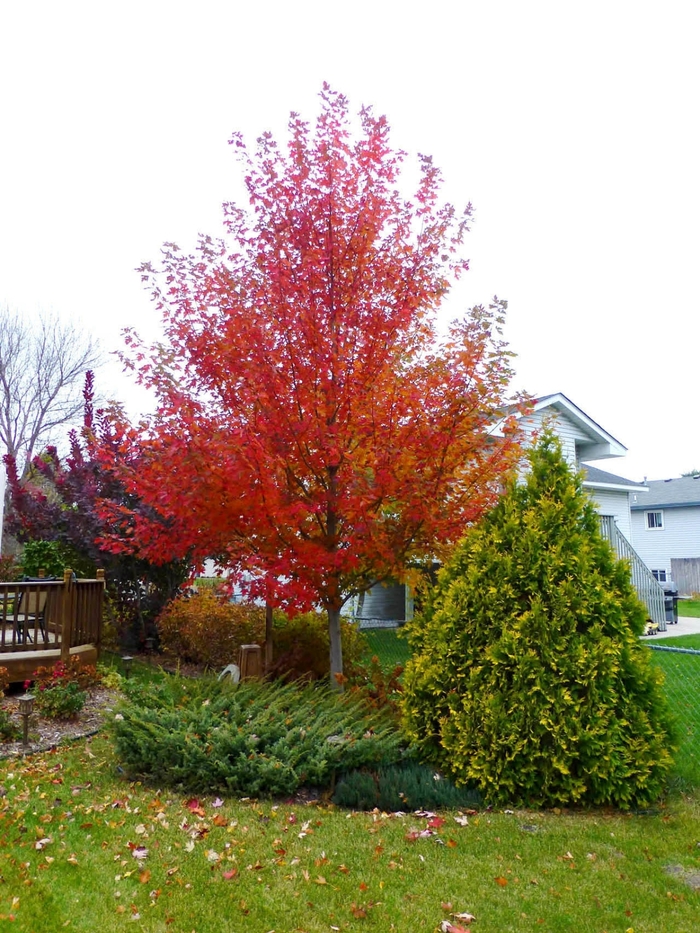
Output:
[[645, 510, 664, 530]]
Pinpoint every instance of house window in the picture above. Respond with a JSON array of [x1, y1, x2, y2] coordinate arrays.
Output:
[[645, 510, 664, 530], [652, 569, 667, 582]]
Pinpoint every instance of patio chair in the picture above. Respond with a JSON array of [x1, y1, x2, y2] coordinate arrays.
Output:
[[8, 588, 49, 644]]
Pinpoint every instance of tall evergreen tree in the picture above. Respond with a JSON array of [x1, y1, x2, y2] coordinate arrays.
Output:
[[402, 432, 676, 808]]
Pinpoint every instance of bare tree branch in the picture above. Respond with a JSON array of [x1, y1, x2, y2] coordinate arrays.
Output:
[[0, 309, 102, 473]]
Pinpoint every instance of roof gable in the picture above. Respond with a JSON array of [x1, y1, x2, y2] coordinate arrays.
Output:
[[530, 393, 627, 461]]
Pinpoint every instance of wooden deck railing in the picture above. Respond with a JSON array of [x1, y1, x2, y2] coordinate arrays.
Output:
[[0, 569, 105, 658]]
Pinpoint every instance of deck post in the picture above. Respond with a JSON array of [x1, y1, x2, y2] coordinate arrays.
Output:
[[60, 568, 74, 663]]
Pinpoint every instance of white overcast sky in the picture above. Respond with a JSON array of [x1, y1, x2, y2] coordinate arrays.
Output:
[[1, 0, 698, 483]]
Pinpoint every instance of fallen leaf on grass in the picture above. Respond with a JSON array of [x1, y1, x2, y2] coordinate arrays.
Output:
[[211, 797, 224, 808], [139, 870, 151, 884], [453, 912, 476, 923], [427, 816, 446, 829], [494, 875, 508, 887], [222, 868, 238, 880], [185, 798, 206, 818]]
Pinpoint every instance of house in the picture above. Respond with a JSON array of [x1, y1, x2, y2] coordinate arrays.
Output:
[[519, 394, 644, 543], [629, 475, 700, 594], [354, 393, 667, 628]]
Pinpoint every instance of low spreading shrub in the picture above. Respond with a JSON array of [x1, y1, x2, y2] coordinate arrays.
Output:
[[332, 762, 482, 811], [157, 591, 266, 668], [0, 666, 9, 696], [111, 677, 404, 797]]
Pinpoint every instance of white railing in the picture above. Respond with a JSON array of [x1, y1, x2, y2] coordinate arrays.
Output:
[[598, 515, 666, 631]]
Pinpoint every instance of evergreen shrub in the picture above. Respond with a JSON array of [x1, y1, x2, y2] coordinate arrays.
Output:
[[111, 677, 403, 796], [402, 432, 677, 809], [333, 762, 481, 811]]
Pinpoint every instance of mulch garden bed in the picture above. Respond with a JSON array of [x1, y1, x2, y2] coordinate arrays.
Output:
[[0, 687, 119, 759]]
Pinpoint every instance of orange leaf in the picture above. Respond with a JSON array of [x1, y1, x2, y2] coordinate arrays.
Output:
[[495, 876, 508, 887], [139, 869, 151, 884]]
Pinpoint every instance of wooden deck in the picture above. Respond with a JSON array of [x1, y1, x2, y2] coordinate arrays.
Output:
[[0, 570, 104, 683]]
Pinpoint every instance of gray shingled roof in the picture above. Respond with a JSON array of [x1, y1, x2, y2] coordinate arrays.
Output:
[[630, 475, 700, 510], [581, 465, 647, 489]]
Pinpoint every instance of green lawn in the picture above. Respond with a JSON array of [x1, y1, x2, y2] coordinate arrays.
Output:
[[651, 634, 700, 650], [679, 598, 700, 618], [363, 628, 411, 668], [1, 735, 700, 932]]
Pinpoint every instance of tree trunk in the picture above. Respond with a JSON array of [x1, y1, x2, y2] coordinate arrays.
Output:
[[265, 603, 273, 673], [328, 605, 344, 691]]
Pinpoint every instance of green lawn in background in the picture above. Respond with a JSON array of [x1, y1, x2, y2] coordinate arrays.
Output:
[[651, 634, 700, 650], [363, 628, 411, 668], [1, 735, 700, 932], [679, 598, 700, 618]]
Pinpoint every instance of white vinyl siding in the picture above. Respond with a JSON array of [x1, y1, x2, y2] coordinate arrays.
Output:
[[519, 409, 590, 468], [630, 505, 700, 571], [585, 488, 633, 541]]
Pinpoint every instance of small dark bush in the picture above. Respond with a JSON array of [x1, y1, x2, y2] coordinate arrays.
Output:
[[333, 762, 482, 811], [0, 709, 21, 742], [35, 681, 87, 719], [270, 611, 368, 682], [0, 556, 22, 582], [346, 655, 404, 716], [111, 677, 404, 797]]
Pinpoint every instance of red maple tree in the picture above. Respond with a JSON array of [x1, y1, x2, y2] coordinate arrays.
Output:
[[99, 86, 523, 682]]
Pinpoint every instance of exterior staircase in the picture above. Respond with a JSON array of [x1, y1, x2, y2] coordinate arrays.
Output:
[[598, 515, 666, 630]]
